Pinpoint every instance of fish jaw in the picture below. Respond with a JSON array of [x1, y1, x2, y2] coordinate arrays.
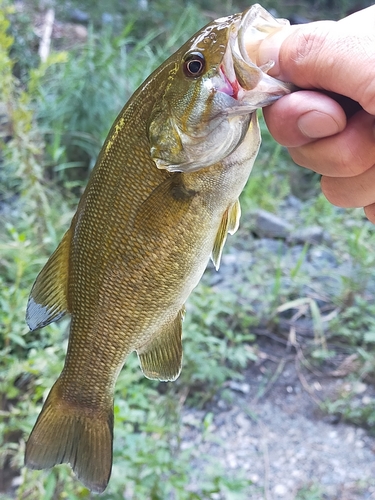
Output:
[[218, 4, 294, 112]]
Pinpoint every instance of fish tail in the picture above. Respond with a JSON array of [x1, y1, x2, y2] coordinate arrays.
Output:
[[25, 378, 113, 494]]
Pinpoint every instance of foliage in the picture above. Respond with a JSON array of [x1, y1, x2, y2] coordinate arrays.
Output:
[[321, 377, 375, 433], [31, 3, 203, 180], [295, 483, 325, 500], [180, 286, 258, 406]]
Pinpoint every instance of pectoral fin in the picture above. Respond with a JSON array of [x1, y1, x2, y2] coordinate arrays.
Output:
[[26, 228, 72, 331], [134, 173, 196, 231], [137, 308, 185, 382], [211, 199, 241, 270]]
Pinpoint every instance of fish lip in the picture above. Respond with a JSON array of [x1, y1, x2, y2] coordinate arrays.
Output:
[[218, 5, 294, 109]]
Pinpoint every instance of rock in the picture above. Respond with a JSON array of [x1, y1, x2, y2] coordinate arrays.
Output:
[[102, 13, 114, 25], [138, 0, 148, 10], [274, 484, 288, 496], [11, 476, 23, 488], [285, 195, 303, 210], [68, 8, 90, 24], [182, 414, 201, 428], [235, 413, 250, 430], [253, 238, 289, 256], [227, 453, 238, 468], [289, 225, 326, 245], [308, 247, 338, 268], [227, 381, 250, 394], [217, 399, 228, 410], [354, 382, 367, 394], [253, 209, 293, 239]]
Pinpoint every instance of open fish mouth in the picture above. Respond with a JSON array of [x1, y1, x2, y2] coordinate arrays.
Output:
[[218, 4, 294, 113]]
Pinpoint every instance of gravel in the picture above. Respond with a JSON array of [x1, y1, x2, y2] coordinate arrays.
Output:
[[181, 358, 375, 499]]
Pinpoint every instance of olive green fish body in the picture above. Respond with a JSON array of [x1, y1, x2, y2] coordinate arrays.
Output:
[[25, 4, 292, 493], [62, 102, 260, 399]]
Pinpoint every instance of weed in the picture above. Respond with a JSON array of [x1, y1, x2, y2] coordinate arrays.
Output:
[[321, 385, 375, 433], [35, 4, 203, 180], [295, 482, 325, 500]]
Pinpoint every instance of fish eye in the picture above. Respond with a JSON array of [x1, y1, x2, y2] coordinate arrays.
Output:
[[182, 52, 205, 78]]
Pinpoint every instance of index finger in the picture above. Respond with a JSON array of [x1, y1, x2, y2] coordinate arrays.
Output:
[[257, 7, 375, 115]]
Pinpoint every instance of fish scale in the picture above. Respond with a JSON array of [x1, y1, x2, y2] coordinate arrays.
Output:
[[24, 4, 293, 493]]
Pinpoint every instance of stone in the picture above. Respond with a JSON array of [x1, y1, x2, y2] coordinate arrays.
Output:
[[102, 13, 114, 25], [69, 8, 90, 24], [285, 195, 303, 210], [289, 225, 326, 245], [253, 209, 293, 239], [308, 247, 338, 268], [274, 484, 288, 496], [227, 381, 250, 394], [354, 382, 367, 394]]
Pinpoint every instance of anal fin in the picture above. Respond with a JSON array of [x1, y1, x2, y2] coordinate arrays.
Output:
[[26, 228, 72, 331], [137, 308, 185, 382], [211, 199, 241, 270]]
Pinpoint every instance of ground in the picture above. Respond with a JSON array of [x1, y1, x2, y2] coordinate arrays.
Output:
[[181, 341, 375, 499]]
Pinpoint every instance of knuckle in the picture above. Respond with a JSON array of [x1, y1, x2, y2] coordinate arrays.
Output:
[[288, 147, 312, 169], [336, 139, 373, 178], [335, 146, 357, 176], [320, 176, 339, 205], [364, 204, 375, 224], [287, 23, 332, 70], [359, 78, 375, 114]]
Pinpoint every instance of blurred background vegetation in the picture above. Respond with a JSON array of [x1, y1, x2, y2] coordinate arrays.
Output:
[[1, 0, 375, 498]]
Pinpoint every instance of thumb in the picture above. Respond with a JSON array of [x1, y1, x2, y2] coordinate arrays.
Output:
[[257, 10, 375, 115]]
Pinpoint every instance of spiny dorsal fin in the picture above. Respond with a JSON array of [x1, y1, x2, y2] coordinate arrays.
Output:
[[211, 199, 241, 270], [26, 228, 72, 331], [137, 308, 185, 382]]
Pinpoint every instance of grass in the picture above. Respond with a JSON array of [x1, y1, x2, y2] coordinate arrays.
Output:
[[1, 1, 375, 498]]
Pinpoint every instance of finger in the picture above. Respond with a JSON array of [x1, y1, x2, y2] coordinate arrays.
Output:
[[287, 110, 375, 177], [364, 203, 375, 224], [321, 162, 375, 208], [263, 91, 346, 147], [257, 7, 375, 114]]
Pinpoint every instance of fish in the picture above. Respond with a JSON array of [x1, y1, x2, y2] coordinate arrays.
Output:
[[24, 4, 292, 493]]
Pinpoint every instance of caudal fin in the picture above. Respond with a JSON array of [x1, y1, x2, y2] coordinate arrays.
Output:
[[25, 379, 113, 493]]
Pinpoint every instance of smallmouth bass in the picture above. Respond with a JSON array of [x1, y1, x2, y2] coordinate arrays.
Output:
[[25, 4, 292, 493]]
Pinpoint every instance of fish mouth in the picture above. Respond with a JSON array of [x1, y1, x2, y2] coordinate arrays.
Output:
[[218, 5, 294, 113]]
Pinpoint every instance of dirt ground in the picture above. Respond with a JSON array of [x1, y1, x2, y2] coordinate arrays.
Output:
[[181, 341, 375, 500]]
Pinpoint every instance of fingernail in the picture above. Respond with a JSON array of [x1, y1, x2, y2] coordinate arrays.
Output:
[[297, 111, 341, 139]]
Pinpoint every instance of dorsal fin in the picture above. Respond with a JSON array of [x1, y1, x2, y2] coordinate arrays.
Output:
[[26, 228, 72, 331], [211, 199, 241, 270], [137, 307, 185, 382]]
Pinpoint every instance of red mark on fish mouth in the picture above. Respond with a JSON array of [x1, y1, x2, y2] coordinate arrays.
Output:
[[219, 64, 240, 99]]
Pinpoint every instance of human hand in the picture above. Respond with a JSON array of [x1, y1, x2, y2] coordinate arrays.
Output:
[[253, 6, 375, 223]]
